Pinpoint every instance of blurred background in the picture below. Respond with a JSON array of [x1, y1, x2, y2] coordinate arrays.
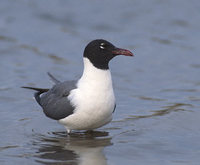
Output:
[[0, 0, 200, 164]]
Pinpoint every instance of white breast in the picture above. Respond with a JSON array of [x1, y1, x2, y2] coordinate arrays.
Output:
[[59, 58, 115, 130]]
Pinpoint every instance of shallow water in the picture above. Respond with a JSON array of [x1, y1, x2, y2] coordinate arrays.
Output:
[[0, 0, 200, 164]]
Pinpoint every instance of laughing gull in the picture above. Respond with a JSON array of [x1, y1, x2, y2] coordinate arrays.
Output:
[[23, 39, 133, 133]]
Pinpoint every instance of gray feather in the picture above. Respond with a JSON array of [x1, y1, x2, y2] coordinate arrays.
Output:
[[39, 80, 77, 120], [47, 72, 61, 84]]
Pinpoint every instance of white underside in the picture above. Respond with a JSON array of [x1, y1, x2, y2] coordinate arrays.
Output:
[[59, 58, 115, 131]]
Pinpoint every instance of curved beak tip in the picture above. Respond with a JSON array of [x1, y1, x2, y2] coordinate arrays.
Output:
[[112, 48, 134, 57]]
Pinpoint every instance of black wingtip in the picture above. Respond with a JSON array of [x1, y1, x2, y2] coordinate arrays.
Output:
[[47, 72, 60, 84], [22, 86, 49, 92], [22, 86, 49, 106]]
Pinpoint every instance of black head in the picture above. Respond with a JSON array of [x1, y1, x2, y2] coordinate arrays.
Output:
[[83, 39, 133, 70]]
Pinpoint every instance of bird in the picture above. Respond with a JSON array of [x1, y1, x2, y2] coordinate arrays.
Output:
[[23, 39, 133, 133]]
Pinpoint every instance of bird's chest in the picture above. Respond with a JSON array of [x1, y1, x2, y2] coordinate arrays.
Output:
[[64, 84, 115, 130], [69, 83, 115, 115], [66, 64, 116, 129]]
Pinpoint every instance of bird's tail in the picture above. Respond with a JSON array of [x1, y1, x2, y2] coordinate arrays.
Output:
[[22, 86, 49, 105], [21, 86, 49, 92], [22, 72, 59, 105]]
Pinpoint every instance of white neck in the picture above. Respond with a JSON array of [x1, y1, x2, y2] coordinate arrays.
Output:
[[78, 58, 113, 89]]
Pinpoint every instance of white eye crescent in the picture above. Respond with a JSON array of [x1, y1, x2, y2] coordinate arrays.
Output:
[[100, 45, 105, 49], [100, 43, 106, 49]]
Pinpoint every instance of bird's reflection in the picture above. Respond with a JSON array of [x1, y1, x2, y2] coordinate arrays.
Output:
[[33, 131, 112, 165]]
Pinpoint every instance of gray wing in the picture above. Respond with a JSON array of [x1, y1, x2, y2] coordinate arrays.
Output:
[[39, 80, 77, 120], [47, 72, 61, 84]]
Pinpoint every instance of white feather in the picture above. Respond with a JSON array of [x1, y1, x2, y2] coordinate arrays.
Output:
[[59, 58, 115, 130]]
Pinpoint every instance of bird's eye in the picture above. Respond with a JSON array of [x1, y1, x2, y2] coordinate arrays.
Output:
[[100, 43, 106, 50]]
